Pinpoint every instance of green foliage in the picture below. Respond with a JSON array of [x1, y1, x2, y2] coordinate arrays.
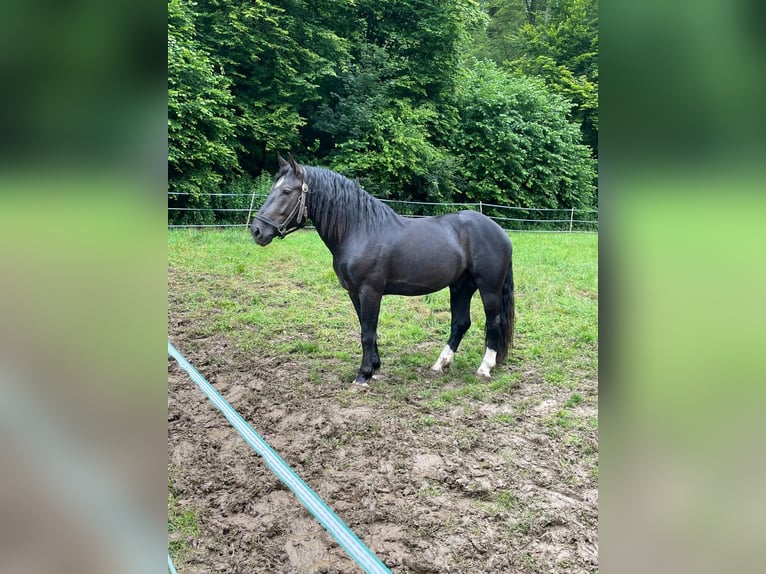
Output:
[[352, 0, 476, 103], [193, 0, 352, 172], [168, 0, 238, 224], [509, 0, 599, 154], [452, 61, 596, 209], [311, 2, 476, 202], [470, 0, 599, 156], [322, 90, 456, 201], [467, 0, 528, 63], [167, 0, 599, 219]]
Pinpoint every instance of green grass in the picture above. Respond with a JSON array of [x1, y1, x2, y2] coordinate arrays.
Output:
[[168, 228, 597, 397], [168, 490, 199, 561], [475, 488, 522, 517]]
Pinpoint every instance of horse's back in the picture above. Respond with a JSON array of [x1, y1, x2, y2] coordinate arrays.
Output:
[[340, 209, 511, 296], [442, 210, 511, 255], [397, 210, 511, 289], [400, 210, 512, 265]]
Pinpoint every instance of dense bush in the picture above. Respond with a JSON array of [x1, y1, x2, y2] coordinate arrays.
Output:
[[452, 61, 596, 209]]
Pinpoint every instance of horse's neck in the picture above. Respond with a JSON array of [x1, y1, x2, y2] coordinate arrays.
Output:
[[305, 179, 347, 253], [305, 171, 383, 253]]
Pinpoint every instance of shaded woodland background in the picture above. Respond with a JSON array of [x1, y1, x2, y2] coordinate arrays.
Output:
[[168, 0, 598, 224]]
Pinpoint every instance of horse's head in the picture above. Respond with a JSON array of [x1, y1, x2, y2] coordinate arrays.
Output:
[[251, 153, 309, 246]]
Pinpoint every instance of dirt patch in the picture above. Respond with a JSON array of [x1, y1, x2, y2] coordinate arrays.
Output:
[[168, 324, 597, 573]]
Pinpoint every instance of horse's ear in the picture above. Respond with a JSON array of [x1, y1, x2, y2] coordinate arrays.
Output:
[[277, 154, 289, 169], [287, 153, 304, 177]]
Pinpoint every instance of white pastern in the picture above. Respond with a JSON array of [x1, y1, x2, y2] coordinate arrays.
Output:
[[476, 348, 497, 377], [430, 345, 454, 372]]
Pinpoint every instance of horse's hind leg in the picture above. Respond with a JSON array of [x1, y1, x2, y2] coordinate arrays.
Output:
[[476, 283, 503, 377], [431, 277, 476, 372], [476, 292, 500, 377]]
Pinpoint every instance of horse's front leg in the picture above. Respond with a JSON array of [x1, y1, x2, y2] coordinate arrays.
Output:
[[351, 287, 382, 386], [348, 293, 380, 374]]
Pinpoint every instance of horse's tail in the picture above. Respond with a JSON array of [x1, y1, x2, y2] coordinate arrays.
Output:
[[495, 258, 515, 364]]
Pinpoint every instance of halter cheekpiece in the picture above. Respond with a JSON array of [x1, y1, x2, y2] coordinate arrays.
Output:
[[254, 181, 310, 238]]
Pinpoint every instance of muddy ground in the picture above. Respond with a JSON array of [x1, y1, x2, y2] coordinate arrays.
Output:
[[168, 318, 597, 573]]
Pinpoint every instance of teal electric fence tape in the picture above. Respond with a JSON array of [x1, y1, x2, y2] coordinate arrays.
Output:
[[168, 341, 390, 574]]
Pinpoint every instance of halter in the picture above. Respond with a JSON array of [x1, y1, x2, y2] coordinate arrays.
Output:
[[254, 181, 310, 239]]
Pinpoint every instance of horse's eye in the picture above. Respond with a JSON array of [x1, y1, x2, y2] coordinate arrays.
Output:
[[282, 187, 293, 195]]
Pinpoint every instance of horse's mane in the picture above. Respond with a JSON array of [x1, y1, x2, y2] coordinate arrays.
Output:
[[300, 166, 402, 244]]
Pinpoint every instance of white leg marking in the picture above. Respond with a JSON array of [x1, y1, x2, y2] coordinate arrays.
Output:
[[476, 348, 497, 377], [431, 345, 454, 372]]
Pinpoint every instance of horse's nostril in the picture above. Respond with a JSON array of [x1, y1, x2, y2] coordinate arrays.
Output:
[[253, 227, 261, 237]]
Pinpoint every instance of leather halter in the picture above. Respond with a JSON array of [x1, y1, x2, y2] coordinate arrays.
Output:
[[254, 181, 309, 239]]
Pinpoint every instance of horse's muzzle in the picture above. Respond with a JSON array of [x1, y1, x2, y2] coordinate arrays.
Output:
[[250, 221, 275, 246]]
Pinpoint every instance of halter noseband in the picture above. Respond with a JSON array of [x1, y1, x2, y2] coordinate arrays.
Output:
[[254, 181, 309, 239]]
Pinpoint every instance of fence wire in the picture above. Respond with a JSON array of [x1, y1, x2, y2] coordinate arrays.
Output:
[[168, 192, 597, 232]]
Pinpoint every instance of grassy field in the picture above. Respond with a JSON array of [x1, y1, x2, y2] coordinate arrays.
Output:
[[168, 229, 598, 420], [168, 228, 597, 406], [168, 227, 598, 571]]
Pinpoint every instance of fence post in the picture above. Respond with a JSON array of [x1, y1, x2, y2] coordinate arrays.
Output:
[[569, 207, 574, 233], [246, 191, 258, 225], [479, 200, 483, 214]]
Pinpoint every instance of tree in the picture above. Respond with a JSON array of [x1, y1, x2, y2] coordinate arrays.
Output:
[[510, 0, 598, 155], [310, 0, 480, 201], [168, 0, 238, 223], [312, 43, 456, 202], [471, 0, 598, 156], [329, 100, 456, 203], [192, 0, 352, 173], [452, 60, 596, 210]]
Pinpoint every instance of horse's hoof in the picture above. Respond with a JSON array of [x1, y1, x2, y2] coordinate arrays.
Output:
[[431, 345, 454, 372], [351, 380, 370, 390], [352, 373, 371, 387], [476, 367, 492, 378], [476, 349, 496, 378]]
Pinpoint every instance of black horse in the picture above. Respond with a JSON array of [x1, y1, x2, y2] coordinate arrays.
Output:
[[251, 154, 515, 385]]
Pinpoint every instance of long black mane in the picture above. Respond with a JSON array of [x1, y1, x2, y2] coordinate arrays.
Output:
[[298, 166, 403, 244]]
